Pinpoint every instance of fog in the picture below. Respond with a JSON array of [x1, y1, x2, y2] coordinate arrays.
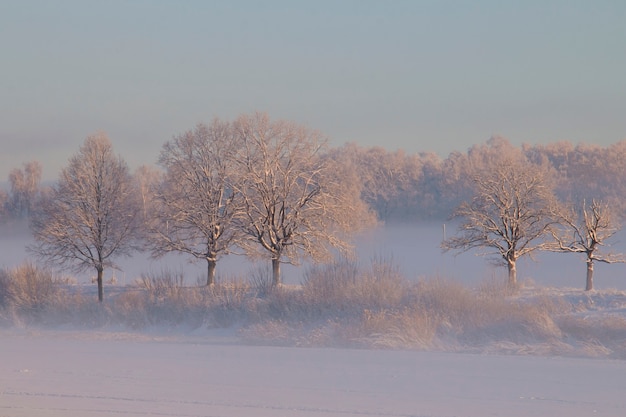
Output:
[[2, 220, 625, 291], [4, 220, 626, 416]]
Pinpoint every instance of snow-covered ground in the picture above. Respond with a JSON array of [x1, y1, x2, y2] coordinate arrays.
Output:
[[2, 328, 626, 417], [3, 222, 626, 416]]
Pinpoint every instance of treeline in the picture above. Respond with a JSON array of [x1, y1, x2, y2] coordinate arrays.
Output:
[[3, 115, 626, 300], [3, 135, 626, 225], [332, 136, 626, 221], [0, 133, 626, 228], [25, 114, 375, 302], [0, 161, 42, 220]]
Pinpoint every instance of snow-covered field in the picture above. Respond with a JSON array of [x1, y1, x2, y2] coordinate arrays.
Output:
[[2, 328, 626, 417], [3, 223, 626, 416]]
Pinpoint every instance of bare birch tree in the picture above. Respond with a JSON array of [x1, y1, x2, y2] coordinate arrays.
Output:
[[29, 133, 141, 302], [550, 199, 624, 291], [146, 121, 244, 286], [442, 156, 558, 287], [232, 112, 374, 286]]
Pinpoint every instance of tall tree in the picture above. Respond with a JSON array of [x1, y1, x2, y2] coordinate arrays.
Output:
[[550, 199, 625, 291], [232, 112, 374, 286], [146, 121, 244, 286], [29, 133, 141, 302], [442, 155, 558, 287]]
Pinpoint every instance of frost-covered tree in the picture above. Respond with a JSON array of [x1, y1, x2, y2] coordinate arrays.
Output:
[[7, 160, 42, 217], [357, 146, 422, 220], [232, 112, 374, 286], [331, 143, 444, 221], [526, 140, 626, 217], [550, 199, 624, 291], [443, 154, 558, 287], [146, 121, 244, 286], [29, 133, 141, 302]]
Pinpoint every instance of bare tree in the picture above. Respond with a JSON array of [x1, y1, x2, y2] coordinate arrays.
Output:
[[146, 121, 244, 286], [232, 112, 374, 286], [8, 161, 42, 217], [550, 199, 624, 291], [442, 156, 558, 287], [29, 133, 141, 302]]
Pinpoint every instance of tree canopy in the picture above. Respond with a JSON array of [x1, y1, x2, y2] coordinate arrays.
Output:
[[232, 112, 375, 286], [146, 120, 244, 286]]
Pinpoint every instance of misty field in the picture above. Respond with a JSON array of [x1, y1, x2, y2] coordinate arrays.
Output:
[[3, 225, 626, 416], [3, 255, 626, 359], [2, 261, 626, 416], [3, 222, 626, 355]]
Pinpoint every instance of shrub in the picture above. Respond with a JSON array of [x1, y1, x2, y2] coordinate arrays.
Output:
[[557, 315, 626, 358], [0, 263, 81, 325], [1, 263, 63, 312], [138, 268, 186, 302], [248, 266, 274, 297], [205, 276, 258, 327], [355, 307, 438, 349], [413, 277, 479, 328], [301, 256, 407, 315], [112, 270, 261, 329]]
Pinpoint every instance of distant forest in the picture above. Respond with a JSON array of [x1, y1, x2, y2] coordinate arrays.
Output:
[[2, 135, 626, 223], [331, 136, 626, 222]]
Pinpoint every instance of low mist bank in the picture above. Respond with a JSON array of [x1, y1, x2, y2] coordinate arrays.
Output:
[[3, 258, 626, 360], [2, 221, 625, 290]]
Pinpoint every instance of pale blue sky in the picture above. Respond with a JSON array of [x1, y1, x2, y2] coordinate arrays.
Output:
[[1, 0, 625, 180]]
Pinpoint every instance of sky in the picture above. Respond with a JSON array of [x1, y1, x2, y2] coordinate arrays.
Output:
[[1, 0, 625, 180]]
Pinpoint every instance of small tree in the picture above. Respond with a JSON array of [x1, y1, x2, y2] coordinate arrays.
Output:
[[443, 156, 558, 287], [550, 199, 625, 291], [233, 112, 374, 286], [146, 121, 244, 286], [29, 133, 141, 302]]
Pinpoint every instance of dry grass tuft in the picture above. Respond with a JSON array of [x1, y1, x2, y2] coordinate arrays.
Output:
[[355, 307, 438, 349], [4, 259, 626, 359], [0, 263, 74, 324], [557, 315, 626, 358], [302, 256, 407, 314]]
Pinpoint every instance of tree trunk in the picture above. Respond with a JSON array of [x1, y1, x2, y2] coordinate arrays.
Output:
[[272, 258, 281, 287], [96, 266, 104, 303], [507, 259, 517, 288], [206, 259, 216, 286], [586, 259, 594, 291]]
